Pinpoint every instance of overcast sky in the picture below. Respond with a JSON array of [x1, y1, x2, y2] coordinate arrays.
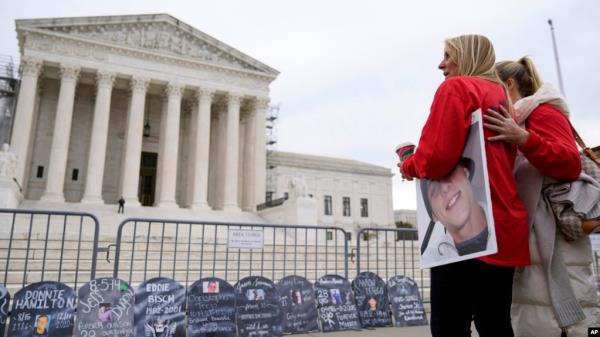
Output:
[[1, 0, 598, 210]]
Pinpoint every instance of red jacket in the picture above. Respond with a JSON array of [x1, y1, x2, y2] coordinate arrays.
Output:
[[519, 103, 581, 180], [403, 76, 530, 267]]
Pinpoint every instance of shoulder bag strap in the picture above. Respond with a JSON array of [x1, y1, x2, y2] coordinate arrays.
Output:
[[569, 123, 600, 166]]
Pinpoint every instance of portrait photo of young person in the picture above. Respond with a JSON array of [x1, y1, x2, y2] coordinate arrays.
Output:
[[417, 111, 498, 268]]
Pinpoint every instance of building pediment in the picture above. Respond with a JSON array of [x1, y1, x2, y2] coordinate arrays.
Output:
[[16, 14, 279, 77]]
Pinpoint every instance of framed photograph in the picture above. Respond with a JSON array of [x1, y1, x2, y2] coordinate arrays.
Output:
[[416, 109, 497, 268]]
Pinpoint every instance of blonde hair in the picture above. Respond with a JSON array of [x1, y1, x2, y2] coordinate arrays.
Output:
[[444, 35, 502, 84], [495, 56, 543, 97]]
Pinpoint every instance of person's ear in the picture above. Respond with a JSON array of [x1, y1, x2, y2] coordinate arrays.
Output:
[[462, 166, 470, 178], [506, 78, 515, 90]]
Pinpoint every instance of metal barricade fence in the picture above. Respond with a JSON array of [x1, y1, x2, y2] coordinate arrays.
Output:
[[355, 227, 429, 303], [0, 208, 100, 293], [113, 219, 350, 286]]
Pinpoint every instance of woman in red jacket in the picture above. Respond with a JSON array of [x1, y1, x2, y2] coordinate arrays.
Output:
[[399, 35, 529, 337]]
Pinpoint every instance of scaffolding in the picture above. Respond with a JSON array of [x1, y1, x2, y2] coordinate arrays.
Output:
[[0, 55, 20, 145], [265, 104, 280, 202]]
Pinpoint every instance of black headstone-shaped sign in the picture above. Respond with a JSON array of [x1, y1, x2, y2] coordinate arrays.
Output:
[[387, 276, 428, 327], [314, 274, 360, 332], [76, 277, 135, 337], [7, 281, 76, 337], [352, 272, 391, 327], [276, 275, 318, 334], [187, 277, 236, 337], [0, 286, 10, 337], [134, 277, 186, 337], [235, 276, 282, 337]]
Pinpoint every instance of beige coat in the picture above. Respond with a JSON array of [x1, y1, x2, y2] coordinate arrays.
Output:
[[512, 232, 600, 336], [510, 83, 600, 337]]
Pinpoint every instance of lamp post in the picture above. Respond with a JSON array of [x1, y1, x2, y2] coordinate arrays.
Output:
[[548, 19, 566, 96]]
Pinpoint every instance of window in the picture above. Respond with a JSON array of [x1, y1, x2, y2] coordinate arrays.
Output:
[[284, 192, 289, 200], [326, 231, 333, 240], [266, 191, 273, 202], [324, 195, 332, 216], [360, 198, 369, 217], [343, 197, 351, 217], [345, 232, 352, 241], [363, 231, 377, 241], [72, 169, 79, 181], [36, 166, 44, 178]]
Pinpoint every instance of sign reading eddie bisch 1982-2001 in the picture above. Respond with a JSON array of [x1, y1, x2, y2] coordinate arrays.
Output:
[[134, 277, 186, 337]]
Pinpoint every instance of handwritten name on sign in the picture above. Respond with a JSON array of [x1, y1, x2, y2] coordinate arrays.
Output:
[[76, 278, 134, 337], [276, 275, 318, 334], [314, 275, 360, 332], [235, 276, 282, 337], [387, 276, 428, 327], [187, 277, 236, 337], [134, 277, 186, 337], [0, 286, 10, 337], [8, 281, 76, 337], [352, 272, 391, 327]]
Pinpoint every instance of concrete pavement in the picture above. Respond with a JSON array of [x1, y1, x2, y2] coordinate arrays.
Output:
[[294, 326, 432, 337], [292, 322, 481, 337]]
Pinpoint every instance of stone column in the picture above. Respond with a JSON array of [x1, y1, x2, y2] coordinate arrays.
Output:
[[215, 107, 227, 209], [10, 56, 42, 187], [222, 92, 241, 212], [119, 76, 149, 206], [242, 109, 256, 211], [81, 70, 116, 204], [40, 64, 80, 202], [188, 88, 214, 210], [155, 83, 183, 208], [254, 98, 269, 206], [207, 111, 219, 208]]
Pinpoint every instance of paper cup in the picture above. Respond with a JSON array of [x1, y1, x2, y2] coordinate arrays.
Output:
[[395, 142, 415, 161]]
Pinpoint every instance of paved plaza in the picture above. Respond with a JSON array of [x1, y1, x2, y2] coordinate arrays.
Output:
[[293, 319, 481, 337]]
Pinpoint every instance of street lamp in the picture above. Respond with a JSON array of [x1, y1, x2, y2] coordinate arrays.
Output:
[[548, 19, 566, 96]]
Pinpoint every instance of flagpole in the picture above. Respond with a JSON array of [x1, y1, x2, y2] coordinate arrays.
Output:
[[548, 19, 566, 96]]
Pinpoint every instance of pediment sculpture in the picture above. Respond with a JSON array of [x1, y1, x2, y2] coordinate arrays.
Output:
[[37, 22, 262, 72]]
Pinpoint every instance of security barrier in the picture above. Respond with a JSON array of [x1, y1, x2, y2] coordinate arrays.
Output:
[[112, 218, 351, 286], [355, 227, 429, 303], [0, 208, 100, 292]]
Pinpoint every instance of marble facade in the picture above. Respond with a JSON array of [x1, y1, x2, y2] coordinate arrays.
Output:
[[263, 151, 395, 231], [11, 14, 277, 211]]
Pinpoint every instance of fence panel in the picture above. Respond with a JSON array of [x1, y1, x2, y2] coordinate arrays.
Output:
[[113, 219, 349, 287], [0, 208, 100, 293], [355, 227, 429, 303]]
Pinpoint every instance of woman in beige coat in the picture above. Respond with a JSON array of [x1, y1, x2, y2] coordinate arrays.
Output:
[[485, 56, 600, 337]]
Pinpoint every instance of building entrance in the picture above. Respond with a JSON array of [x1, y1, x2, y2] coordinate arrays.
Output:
[[138, 152, 157, 206]]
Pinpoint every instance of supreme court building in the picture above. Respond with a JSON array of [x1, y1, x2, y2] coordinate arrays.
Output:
[[4, 14, 394, 228], [10, 14, 276, 212]]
